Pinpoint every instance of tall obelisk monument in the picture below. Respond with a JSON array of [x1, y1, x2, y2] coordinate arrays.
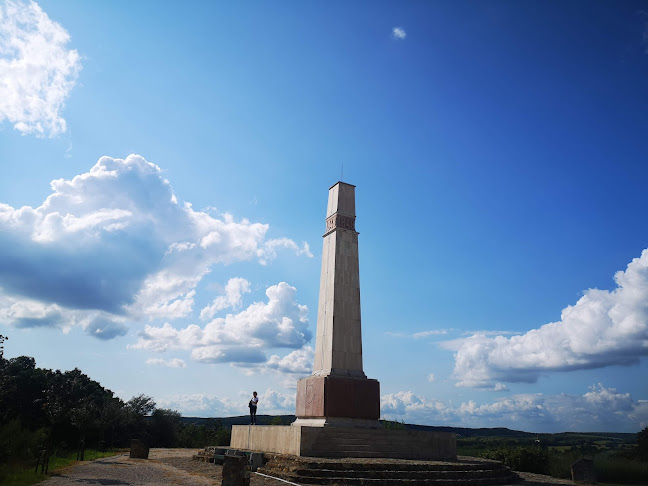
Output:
[[294, 182, 380, 427]]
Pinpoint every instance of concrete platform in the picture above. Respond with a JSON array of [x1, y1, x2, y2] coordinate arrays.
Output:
[[230, 425, 456, 460]]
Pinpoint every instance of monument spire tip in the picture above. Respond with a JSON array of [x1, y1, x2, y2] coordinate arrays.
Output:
[[329, 180, 356, 190]]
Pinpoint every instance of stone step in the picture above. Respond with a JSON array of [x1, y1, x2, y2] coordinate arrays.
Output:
[[306, 452, 453, 460], [258, 455, 520, 486], [268, 467, 513, 480], [264, 457, 508, 472], [257, 472, 520, 486]]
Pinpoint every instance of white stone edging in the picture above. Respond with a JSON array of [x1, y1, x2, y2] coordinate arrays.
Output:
[[254, 471, 302, 485]]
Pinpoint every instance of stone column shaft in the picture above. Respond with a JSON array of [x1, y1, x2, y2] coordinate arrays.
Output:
[[313, 182, 364, 377]]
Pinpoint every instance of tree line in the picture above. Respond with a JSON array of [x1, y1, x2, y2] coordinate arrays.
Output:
[[0, 335, 230, 468]]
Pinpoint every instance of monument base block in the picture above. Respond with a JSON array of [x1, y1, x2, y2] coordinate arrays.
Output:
[[295, 375, 380, 421], [230, 425, 456, 460]]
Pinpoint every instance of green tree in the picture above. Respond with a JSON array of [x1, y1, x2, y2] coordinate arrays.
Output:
[[637, 426, 648, 461], [0, 356, 48, 429], [127, 394, 156, 419], [126, 394, 156, 443], [100, 396, 126, 448], [150, 409, 181, 447], [0, 335, 6, 361]]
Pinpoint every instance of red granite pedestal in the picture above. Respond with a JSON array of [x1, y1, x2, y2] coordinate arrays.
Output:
[[295, 375, 380, 422]]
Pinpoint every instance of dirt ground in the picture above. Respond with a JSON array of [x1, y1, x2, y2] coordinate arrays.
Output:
[[150, 448, 282, 485], [38, 448, 574, 485], [151, 449, 574, 486]]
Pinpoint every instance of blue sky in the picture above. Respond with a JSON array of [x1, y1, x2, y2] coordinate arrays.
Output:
[[1, 0, 648, 433]]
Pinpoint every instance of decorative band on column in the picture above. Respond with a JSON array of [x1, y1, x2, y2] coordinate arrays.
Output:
[[325, 213, 356, 232]]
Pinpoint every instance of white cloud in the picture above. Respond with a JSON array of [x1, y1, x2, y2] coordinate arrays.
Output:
[[382, 391, 448, 420], [265, 346, 314, 375], [130, 282, 311, 364], [392, 27, 406, 40], [146, 357, 186, 368], [386, 329, 450, 339], [446, 249, 648, 388], [381, 384, 648, 432], [200, 278, 251, 321], [413, 330, 448, 339], [257, 238, 313, 265], [235, 346, 314, 388], [156, 393, 240, 416], [0, 0, 81, 137], [156, 388, 294, 416], [153, 384, 648, 431], [0, 155, 312, 340], [427, 373, 435, 383], [0, 292, 128, 339], [259, 388, 295, 413]]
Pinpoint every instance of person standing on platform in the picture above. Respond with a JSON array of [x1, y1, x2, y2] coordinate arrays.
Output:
[[248, 391, 259, 425]]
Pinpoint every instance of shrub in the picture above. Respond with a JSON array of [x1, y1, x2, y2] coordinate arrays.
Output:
[[382, 420, 406, 430], [0, 419, 45, 464], [480, 447, 549, 474]]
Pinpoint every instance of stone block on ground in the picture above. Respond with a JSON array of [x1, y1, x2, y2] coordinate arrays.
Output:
[[129, 439, 149, 459], [248, 452, 264, 472]]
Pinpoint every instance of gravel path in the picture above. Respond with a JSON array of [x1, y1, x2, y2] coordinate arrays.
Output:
[[37, 448, 573, 486], [37, 449, 285, 486]]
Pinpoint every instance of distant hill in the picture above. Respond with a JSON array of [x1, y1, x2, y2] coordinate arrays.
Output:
[[180, 416, 637, 444], [181, 415, 294, 427]]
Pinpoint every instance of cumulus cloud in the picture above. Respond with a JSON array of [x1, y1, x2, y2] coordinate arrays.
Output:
[[156, 393, 240, 416], [0, 0, 81, 137], [392, 27, 406, 40], [0, 292, 129, 340], [381, 384, 648, 432], [235, 346, 314, 388], [0, 155, 312, 342], [130, 282, 310, 364], [382, 391, 448, 421], [446, 249, 648, 388], [146, 357, 186, 368], [155, 384, 647, 431], [257, 238, 313, 265], [156, 388, 294, 416], [265, 346, 314, 375], [200, 278, 251, 321]]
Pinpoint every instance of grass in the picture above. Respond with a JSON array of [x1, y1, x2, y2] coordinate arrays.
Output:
[[0, 449, 121, 486]]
